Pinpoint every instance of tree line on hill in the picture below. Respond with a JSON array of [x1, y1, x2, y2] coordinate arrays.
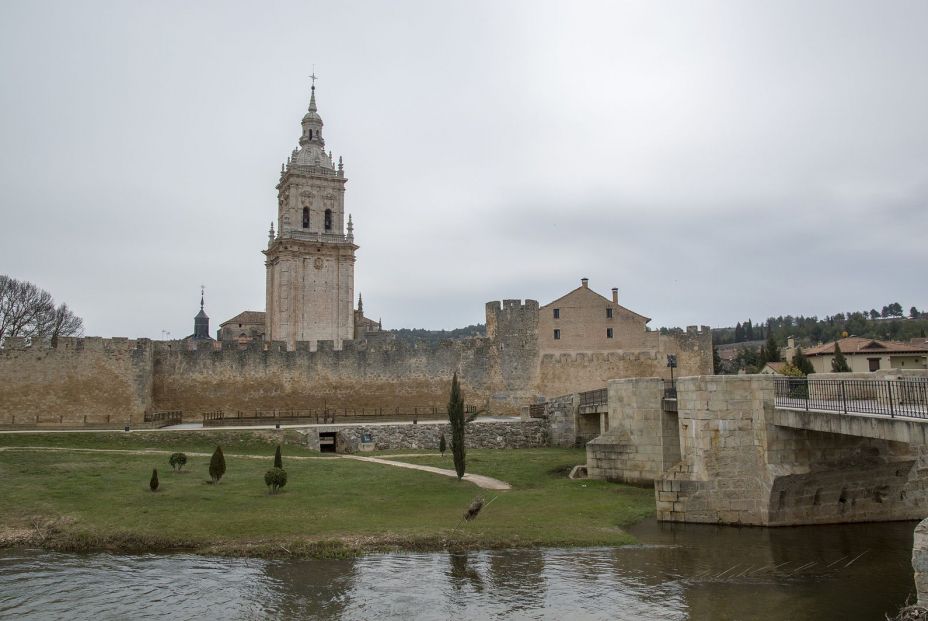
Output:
[[712, 302, 927, 347], [391, 324, 486, 345]]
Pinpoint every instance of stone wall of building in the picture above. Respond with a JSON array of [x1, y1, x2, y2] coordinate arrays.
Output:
[[296, 419, 547, 452], [538, 325, 711, 397], [0, 337, 153, 426]]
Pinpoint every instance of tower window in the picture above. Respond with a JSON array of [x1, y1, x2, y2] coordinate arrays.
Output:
[[554, 329, 561, 340], [302, 207, 310, 228], [324, 209, 332, 231], [606, 308, 613, 319], [607, 328, 614, 339], [553, 308, 560, 319], [309, 129, 313, 139]]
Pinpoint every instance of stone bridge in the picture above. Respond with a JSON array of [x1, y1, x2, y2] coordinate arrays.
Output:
[[584, 373, 928, 526]]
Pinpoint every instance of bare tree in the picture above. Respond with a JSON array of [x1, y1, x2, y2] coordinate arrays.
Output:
[[0, 275, 83, 345]]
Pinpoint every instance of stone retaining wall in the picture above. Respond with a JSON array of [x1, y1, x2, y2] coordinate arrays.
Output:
[[297, 419, 547, 452]]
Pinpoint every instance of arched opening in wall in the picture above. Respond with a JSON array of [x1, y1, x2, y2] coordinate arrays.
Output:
[[302, 207, 310, 228], [309, 129, 313, 139], [324, 209, 332, 231]]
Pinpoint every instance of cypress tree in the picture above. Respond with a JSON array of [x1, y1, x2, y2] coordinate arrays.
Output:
[[439, 433, 447, 456], [209, 446, 226, 483], [447, 372, 466, 480], [150, 468, 159, 492], [765, 334, 781, 363], [712, 346, 722, 374], [734, 322, 744, 342], [792, 348, 815, 376], [274, 445, 283, 469], [831, 343, 851, 372]]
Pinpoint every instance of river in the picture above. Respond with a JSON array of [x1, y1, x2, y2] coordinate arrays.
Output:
[[0, 519, 917, 620]]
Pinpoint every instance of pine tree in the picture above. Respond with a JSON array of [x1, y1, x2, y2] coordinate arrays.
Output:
[[734, 322, 744, 342], [447, 372, 466, 480], [439, 433, 447, 456], [745, 319, 755, 341], [274, 445, 283, 469], [150, 468, 159, 492], [831, 343, 851, 372], [792, 348, 815, 376], [209, 446, 226, 483]]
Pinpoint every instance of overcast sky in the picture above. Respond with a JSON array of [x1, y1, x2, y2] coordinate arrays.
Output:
[[1, 1, 926, 338]]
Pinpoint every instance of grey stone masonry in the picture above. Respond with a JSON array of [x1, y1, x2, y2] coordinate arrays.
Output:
[[915, 518, 928, 607], [543, 393, 579, 448], [586, 377, 669, 485], [297, 419, 547, 452], [655, 375, 928, 526]]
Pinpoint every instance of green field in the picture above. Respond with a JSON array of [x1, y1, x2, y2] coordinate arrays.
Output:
[[0, 432, 654, 558]]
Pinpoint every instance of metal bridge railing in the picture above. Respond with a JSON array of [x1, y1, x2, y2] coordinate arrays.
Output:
[[774, 377, 928, 420], [579, 388, 608, 409]]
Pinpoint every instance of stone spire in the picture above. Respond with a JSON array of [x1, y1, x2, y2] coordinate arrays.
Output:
[[299, 76, 324, 148], [347, 213, 354, 241], [193, 285, 210, 340], [268, 221, 275, 245], [357, 292, 364, 315]]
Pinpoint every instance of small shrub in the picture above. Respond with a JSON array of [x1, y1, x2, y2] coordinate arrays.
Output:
[[439, 433, 447, 456], [149, 468, 159, 492], [209, 446, 226, 483], [169, 452, 187, 472], [274, 445, 283, 469], [264, 467, 288, 494]]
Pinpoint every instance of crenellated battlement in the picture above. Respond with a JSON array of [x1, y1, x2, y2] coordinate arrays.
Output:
[[1, 336, 152, 353]]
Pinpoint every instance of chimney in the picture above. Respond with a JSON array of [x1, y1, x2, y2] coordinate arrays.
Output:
[[787, 336, 795, 349], [581, 277, 589, 288], [611, 288, 618, 304]]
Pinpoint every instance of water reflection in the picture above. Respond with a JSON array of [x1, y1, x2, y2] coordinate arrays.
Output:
[[0, 520, 919, 620], [262, 557, 357, 618]]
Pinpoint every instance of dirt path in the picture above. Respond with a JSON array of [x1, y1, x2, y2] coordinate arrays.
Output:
[[341, 454, 511, 490], [0, 447, 512, 490]]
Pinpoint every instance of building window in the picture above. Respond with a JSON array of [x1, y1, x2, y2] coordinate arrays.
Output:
[[606, 308, 613, 319], [868, 358, 880, 372], [554, 329, 560, 340], [324, 209, 332, 231], [309, 129, 313, 139], [302, 207, 310, 228], [607, 328, 613, 339], [553, 308, 560, 319]]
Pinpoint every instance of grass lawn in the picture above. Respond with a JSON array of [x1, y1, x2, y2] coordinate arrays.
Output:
[[0, 432, 655, 558]]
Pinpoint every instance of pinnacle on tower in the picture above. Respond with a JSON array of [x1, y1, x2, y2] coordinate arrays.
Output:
[[357, 292, 363, 315]]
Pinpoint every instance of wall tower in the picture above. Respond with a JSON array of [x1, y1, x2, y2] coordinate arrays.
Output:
[[264, 78, 357, 349]]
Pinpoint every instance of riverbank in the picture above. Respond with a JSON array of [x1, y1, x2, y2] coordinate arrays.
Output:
[[0, 432, 654, 558]]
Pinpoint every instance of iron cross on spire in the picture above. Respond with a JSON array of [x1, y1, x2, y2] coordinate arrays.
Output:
[[310, 67, 318, 90]]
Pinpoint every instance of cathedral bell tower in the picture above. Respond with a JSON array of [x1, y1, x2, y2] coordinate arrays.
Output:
[[263, 77, 357, 350]]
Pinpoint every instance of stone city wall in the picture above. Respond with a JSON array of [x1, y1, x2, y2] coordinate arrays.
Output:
[[0, 300, 713, 428], [0, 337, 152, 426]]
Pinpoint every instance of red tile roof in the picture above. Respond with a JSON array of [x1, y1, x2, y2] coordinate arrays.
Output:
[[802, 336, 928, 357]]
